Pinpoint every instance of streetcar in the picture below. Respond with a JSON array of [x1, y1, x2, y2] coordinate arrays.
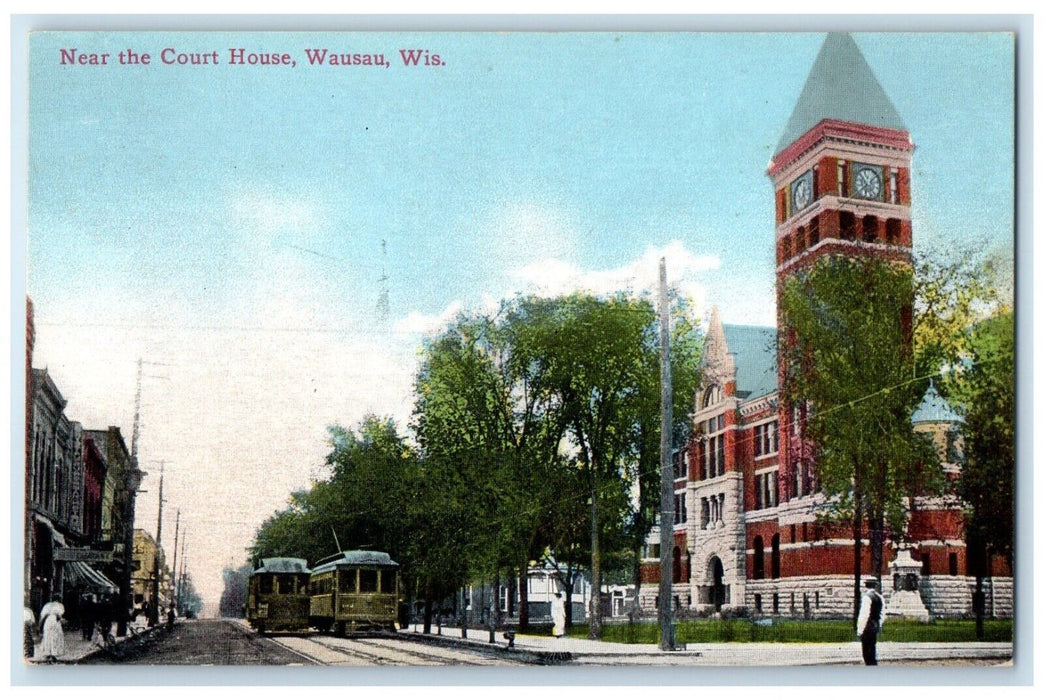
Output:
[[246, 557, 312, 634], [308, 550, 401, 635]]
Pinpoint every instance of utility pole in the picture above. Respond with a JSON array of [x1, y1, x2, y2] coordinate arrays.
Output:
[[658, 258, 676, 651], [177, 532, 187, 614], [170, 510, 180, 605], [150, 461, 166, 626]]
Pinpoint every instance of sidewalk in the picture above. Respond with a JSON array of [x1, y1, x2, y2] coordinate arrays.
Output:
[[25, 621, 161, 665], [400, 625, 1014, 666]]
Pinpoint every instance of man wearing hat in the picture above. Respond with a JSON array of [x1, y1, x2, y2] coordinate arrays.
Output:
[[856, 578, 885, 665]]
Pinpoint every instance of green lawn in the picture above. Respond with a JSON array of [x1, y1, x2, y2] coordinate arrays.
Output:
[[560, 619, 1013, 644]]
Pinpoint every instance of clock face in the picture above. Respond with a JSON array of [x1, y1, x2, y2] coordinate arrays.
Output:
[[854, 165, 883, 200], [791, 171, 813, 212]]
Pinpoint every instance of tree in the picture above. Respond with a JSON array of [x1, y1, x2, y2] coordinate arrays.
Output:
[[958, 311, 1014, 634], [218, 563, 253, 618], [780, 256, 943, 622], [412, 305, 572, 632], [518, 292, 700, 638], [176, 572, 204, 617]]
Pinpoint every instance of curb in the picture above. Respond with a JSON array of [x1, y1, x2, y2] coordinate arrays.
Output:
[[74, 624, 171, 664], [401, 631, 574, 665]]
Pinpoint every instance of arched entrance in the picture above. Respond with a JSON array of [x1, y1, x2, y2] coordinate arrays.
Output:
[[709, 556, 726, 612]]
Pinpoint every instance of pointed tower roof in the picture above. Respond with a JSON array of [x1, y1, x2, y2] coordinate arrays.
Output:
[[912, 380, 963, 425], [775, 33, 906, 156]]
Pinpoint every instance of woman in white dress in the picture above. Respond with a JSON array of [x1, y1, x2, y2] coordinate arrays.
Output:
[[38, 597, 66, 662], [551, 592, 566, 638]]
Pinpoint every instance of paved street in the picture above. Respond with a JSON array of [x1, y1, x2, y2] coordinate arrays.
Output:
[[30, 618, 1012, 667]]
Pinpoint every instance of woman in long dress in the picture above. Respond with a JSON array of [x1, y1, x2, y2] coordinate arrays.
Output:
[[38, 597, 66, 662], [551, 593, 566, 638]]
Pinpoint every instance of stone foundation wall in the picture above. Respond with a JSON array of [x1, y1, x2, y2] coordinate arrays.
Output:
[[920, 576, 1013, 619], [637, 575, 1014, 620], [745, 577, 853, 617]]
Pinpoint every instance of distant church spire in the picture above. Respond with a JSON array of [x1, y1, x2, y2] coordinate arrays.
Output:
[[775, 32, 906, 155]]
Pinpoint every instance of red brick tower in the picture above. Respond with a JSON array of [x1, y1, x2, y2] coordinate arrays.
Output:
[[767, 33, 915, 504]]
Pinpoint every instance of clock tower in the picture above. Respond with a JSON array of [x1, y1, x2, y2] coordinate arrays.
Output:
[[768, 32, 915, 502]]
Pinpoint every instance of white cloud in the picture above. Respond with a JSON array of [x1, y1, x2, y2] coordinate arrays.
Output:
[[508, 240, 720, 304], [392, 300, 464, 336]]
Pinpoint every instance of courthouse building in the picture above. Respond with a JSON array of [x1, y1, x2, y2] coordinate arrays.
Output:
[[640, 33, 1012, 619]]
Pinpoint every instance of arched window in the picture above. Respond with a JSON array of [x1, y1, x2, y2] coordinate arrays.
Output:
[[702, 384, 722, 408], [753, 536, 765, 580], [771, 533, 781, 579]]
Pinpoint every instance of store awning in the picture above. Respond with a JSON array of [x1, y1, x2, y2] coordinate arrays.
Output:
[[64, 560, 118, 594]]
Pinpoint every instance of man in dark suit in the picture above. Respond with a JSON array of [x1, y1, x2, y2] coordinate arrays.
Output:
[[857, 578, 885, 665]]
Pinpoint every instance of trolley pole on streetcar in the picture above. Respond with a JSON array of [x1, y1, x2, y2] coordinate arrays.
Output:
[[657, 258, 676, 651]]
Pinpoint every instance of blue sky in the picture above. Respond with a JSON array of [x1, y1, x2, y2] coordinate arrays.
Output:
[[26, 31, 1014, 611]]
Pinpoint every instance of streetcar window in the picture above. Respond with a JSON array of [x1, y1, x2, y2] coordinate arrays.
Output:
[[360, 569, 378, 593], [339, 570, 358, 593], [259, 576, 273, 594], [277, 575, 295, 593], [380, 570, 396, 594]]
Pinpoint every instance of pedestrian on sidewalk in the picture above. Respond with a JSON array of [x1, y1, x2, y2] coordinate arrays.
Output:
[[856, 579, 885, 665], [23, 605, 36, 660], [551, 592, 566, 639], [39, 596, 66, 662], [80, 592, 96, 641]]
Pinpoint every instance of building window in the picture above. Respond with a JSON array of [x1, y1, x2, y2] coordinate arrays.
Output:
[[674, 492, 687, 525], [754, 594, 762, 613], [702, 414, 726, 479], [809, 215, 820, 246], [672, 547, 682, 584], [886, 218, 901, 244], [889, 170, 898, 203], [673, 450, 688, 480], [755, 470, 779, 510], [795, 226, 806, 253], [772, 593, 780, 614], [862, 215, 879, 243], [754, 421, 779, 457], [921, 552, 931, 576], [839, 211, 856, 240], [700, 498, 710, 529], [837, 160, 848, 197], [644, 543, 661, 560], [753, 536, 765, 580], [703, 385, 722, 408], [949, 552, 959, 576]]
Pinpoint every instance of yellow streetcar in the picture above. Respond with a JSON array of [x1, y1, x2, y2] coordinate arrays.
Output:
[[308, 550, 400, 635], [246, 557, 311, 634]]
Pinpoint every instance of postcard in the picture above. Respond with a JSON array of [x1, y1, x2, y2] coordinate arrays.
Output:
[[18, 26, 1017, 676]]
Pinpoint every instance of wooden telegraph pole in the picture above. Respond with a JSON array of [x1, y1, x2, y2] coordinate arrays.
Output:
[[658, 258, 676, 651], [150, 461, 165, 626]]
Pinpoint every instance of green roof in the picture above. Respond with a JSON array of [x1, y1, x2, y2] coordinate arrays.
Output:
[[311, 550, 399, 574], [723, 325, 778, 400], [255, 557, 310, 574], [912, 381, 963, 425], [775, 33, 906, 155]]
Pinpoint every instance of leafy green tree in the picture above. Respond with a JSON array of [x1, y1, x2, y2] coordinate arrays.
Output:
[[780, 256, 943, 622], [957, 311, 1014, 635], [218, 562, 253, 618], [412, 306, 571, 632]]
